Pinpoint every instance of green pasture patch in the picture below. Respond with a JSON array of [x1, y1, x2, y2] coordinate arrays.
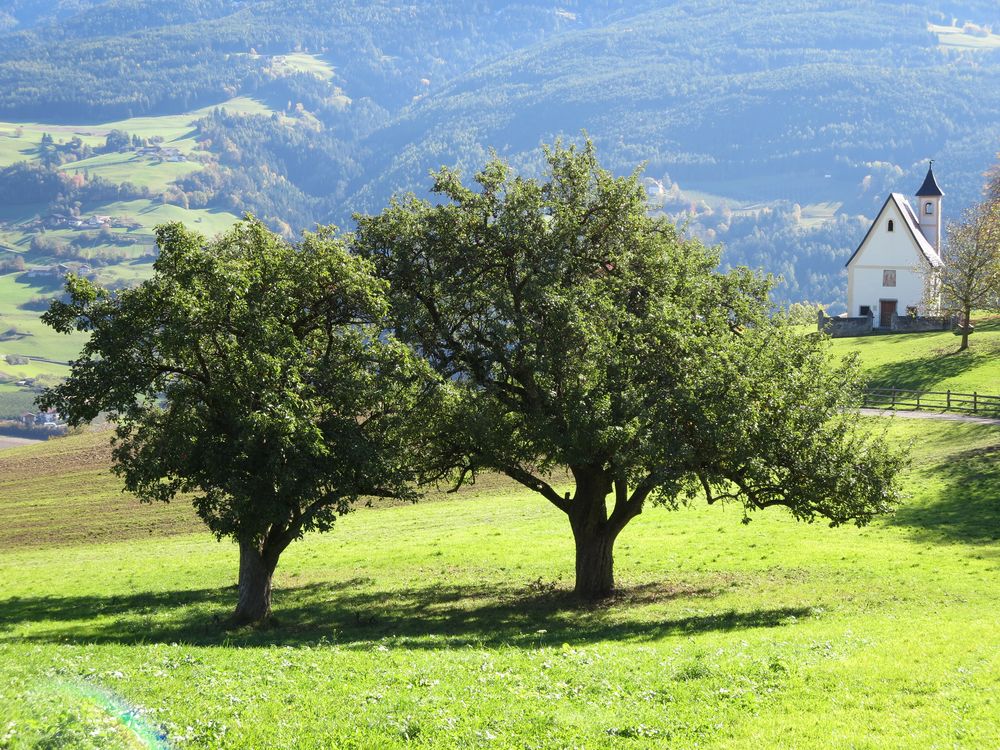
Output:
[[97, 200, 240, 238], [830, 315, 1000, 395], [61, 152, 203, 193], [0, 272, 85, 362], [0, 419, 998, 747], [268, 52, 337, 81]]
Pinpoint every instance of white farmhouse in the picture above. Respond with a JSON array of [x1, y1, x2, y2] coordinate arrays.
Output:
[[844, 164, 943, 327]]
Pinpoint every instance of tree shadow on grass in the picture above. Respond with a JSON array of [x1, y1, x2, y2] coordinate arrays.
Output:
[[0, 578, 812, 649], [889, 443, 1000, 545], [863, 318, 1000, 392], [864, 345, 987, 392]]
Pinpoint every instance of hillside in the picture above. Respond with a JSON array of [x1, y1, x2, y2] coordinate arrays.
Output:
[[0, 0, 998, 411], [831, 314, 1000, 395], [2, 417, 999, 747], [0, 98, 269, 416], [0, 0, 1000, 294]]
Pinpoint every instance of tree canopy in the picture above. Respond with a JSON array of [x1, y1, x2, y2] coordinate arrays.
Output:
[[935, 199, 1000, 350], [40, 218, 440, 624], [354, 142, 906, 598]]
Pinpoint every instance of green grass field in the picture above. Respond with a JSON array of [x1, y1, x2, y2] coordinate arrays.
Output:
[[0, 95, 256, 417], [1, 415, 999, 749], [829, 314, 1000, 395], [0, 96, 275, 169]]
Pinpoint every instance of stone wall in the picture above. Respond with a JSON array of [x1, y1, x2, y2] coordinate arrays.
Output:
[[890, 313, 951, 333], [816, 309, 952, 337], [817, 310, 873, 338]]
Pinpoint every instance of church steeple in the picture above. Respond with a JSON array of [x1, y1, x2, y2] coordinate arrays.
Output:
[[916, 162, 943, 197], [915, 161, 942, 252]]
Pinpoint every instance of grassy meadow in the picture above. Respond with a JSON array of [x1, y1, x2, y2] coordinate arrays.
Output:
[[1, 414, 999, 749], [830, 314, 1000, 396], [0, 100, 261, 414]]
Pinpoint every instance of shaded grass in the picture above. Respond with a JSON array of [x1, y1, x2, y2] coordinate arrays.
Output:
[[831, 315, 1000, 394], [0, 579, 809, 649], [1, 418, 1000, 747]]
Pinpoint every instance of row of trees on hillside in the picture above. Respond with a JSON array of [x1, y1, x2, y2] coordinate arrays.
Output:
[[41, 144, 905, 626]]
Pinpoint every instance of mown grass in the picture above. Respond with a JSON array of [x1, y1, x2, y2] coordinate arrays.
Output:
[[1, 418, 999, 748], [830, 314, 1000, 395]]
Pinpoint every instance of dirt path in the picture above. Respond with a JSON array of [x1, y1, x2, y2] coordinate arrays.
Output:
[[859, 408, 1000, 426], [0, 435, 47, 451]]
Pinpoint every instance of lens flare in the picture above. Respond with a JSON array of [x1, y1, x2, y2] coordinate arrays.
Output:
[[51, 680, 170, 749]]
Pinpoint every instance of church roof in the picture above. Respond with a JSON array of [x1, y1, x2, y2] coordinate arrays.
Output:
[[844, 193, 942, 269], [915, 164, 943, 197]]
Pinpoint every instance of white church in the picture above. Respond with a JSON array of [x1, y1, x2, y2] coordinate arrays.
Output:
[[843, 164, 944, 328]]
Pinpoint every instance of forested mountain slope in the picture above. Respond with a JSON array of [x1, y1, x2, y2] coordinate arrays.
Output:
[[0, 0, 997, 315]]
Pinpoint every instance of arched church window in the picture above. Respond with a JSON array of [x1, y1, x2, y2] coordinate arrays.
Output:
[[887, 220, 894, 232], [925, 202, 933, 215]]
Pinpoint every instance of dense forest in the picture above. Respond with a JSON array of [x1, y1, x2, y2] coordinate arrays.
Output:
[[0, 0, 998, 307]]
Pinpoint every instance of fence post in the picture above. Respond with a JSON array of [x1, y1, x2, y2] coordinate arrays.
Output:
[[891, 388, 896, 409], [916, 392, 920, 409], [946, 390, 951, 410], [974, 392, 978, 414]]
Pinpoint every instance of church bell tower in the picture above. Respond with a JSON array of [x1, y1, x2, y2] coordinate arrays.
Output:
[[915, 162, 943, 252]]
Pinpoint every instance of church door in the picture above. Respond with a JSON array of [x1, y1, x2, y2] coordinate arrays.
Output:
[[879, 299, 897, 329]]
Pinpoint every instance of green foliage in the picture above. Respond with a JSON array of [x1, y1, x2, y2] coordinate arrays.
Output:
[[355, 142, 906, 597], [935, 200, 1000, 349], [784, 301, 824, 326], [39, 217, 441, 622]]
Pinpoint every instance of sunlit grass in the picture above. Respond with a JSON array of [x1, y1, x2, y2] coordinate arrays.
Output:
[[1, 419, 999, 747], [829, 314, 1000, 395]]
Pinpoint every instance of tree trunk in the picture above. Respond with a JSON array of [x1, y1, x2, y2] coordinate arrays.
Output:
[[960, 306, 971, 351], [232, 540, 278, 626], [572, 524, 617, 599], [568, 466, 619, 599]]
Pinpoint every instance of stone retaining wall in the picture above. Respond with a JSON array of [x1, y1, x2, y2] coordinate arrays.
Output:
[[816, 310, 951, 337]]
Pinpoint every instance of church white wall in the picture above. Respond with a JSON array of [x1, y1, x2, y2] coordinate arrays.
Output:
[[847, 266, 928, 325], [846, 198, 934, 324]]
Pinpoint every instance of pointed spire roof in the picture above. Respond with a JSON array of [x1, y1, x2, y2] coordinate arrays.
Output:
[[915, 162, 943, 197]]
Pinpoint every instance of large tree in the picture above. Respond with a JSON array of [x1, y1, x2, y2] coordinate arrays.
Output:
[[354, 142, 905, 598], [40, 218, 439, 625], [934, 200, 1000, 351]]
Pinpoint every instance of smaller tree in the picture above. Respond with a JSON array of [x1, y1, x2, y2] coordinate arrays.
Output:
[[934, 200, 1000, 351], [40, 218, 440, 625]]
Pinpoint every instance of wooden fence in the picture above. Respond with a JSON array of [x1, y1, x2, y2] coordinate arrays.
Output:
[[862, 388, 1000, 416]]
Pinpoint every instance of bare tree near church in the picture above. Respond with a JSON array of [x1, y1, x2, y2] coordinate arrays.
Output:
[[934, 200, 1000, 351]]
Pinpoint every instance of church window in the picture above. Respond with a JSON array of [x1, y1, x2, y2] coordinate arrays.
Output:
[[883, 270, 896, 287], [924, 202, 933, 215], [859, 305, 872, 316], [887, 219, 894, 232]]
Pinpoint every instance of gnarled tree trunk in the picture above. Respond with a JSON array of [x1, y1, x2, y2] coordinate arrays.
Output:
[[233, 540, 278, 626], [572, 523, 618, 598], [568, 465, 619, 599]]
